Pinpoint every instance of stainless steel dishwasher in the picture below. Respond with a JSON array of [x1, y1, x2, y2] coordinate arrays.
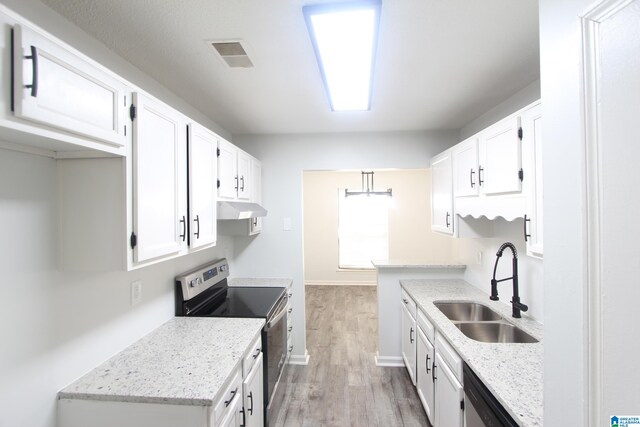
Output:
[[463, 363, 519, 427]]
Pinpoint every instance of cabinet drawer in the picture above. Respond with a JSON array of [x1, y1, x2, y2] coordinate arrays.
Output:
[[435, 332, 462, 383], [417, 309, 435, 343], [211, 366, 242, 427], [401, 289, 417, 319], [242, 334, 262, 377]]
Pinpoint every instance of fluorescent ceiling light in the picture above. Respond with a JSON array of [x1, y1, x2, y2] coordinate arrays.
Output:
[[303, 1, 381, 111]]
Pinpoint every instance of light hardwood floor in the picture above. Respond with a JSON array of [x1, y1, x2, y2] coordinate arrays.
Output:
[[273, 285, 431, 427]]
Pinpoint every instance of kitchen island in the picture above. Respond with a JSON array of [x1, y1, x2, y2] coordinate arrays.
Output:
[[372, 260, 466, 366]]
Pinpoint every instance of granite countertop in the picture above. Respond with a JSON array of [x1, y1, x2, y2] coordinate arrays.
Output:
[[401, 279, 543, 427], [372, 259, 466, 269], [59, 317, 265, 406], [228, 277, 292, 288]]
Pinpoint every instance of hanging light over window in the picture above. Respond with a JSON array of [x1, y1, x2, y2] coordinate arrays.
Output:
[[345, 171, 392, 197], [303, 0, 382, 111]]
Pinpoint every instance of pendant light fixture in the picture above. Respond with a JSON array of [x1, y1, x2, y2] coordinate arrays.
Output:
[[345, 171, 392, 197]]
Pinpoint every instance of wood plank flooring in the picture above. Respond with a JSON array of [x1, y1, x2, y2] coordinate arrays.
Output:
[[272, 285, 431, 427]]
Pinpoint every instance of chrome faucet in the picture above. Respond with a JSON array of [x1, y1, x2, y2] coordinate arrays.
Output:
[[490, 242, 528, 318]]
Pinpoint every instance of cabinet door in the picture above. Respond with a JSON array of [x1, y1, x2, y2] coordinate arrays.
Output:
[[401, 304, 417, 385], [479, 115, 522, 195], [431, 150, 453, 235], [12, 24, 127, 147], [249, 158, 263, 235], [218, 139, 237, 200], [417, 328, 435, 425], [188, 123, 217, 249], [434, 353, 464, 427], [522, 103, 543, 258], [452, 137, 479, 197], [237, 150, 251, 201], [243, 353, 264, 427], [132, 92, 187, 263], [218, 392, 242, 427]]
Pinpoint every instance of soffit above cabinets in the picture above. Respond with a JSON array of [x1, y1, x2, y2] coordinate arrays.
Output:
[[39, 0, 540, 135]]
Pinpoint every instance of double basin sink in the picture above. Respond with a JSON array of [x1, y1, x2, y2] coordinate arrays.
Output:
[[434, 302, 538, 344]]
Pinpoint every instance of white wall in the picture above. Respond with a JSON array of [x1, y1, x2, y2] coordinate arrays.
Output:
[[539, 0, 592, 424], [232, 131, 459, 361], [454, 79, 544, 323], [303, 169, 456, 285], [0, 149, 235, 427]]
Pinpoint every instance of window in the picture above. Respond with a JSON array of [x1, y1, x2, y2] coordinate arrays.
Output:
[[338, 192, 389, 269]]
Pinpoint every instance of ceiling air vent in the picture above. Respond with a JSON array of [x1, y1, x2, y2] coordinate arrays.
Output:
[[210, 41, 253, 68]]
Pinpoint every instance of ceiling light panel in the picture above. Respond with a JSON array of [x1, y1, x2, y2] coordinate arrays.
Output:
[[304, 1, 381, 111]]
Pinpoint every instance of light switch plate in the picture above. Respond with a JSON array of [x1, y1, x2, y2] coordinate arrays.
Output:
[[131, 280, 142, 306]]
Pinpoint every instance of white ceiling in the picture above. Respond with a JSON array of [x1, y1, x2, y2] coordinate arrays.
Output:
[[39, 0, 540, 135]]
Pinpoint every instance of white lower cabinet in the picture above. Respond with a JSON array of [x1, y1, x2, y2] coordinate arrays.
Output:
[[242, 353, 264, 427], [433, 352, 464, 427], [416, 327, 435, 424], [404, 303, 464, 427], [401, 295, 417, 385]]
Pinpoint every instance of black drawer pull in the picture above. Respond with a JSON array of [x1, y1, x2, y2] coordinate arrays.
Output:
[[224, 387, 238, 407], [25, 45, 38, 97]]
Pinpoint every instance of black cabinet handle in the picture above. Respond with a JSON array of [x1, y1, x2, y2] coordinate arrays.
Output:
[[289, 345, 293, 353], [179, 216, 186, 241], [240, 176, 245, 191], [478, 166, 485, 186], [426, 354, 431, 374], [446, 212, 451, 228], [410, 327, 414, 344], [234, 175, 239, 191], [194, 215, 200, 239], [224, 387, 238, 407], [25, 45, 38, 97], [240, 408, 246, 427], [470, 168, 475, 188], [432, 363, 437, 382], [524, 214, 531, 242], [288, 326, 293, 332], [403, 298, 408, 304], [252, 348, 260, 359], [247, 391, 254, 415]]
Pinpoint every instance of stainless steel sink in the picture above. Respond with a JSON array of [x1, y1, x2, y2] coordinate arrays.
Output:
[[434, 302, 502, 322], [455, 322, 539, 344]]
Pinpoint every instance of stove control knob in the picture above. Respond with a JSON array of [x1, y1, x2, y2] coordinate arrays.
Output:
[[189, 277, 202, 287]]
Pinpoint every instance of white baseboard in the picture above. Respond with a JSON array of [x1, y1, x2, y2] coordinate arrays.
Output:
[[305, 281, 376, 287], [289, 349, 310, 365], [375, 352, 404, 367]]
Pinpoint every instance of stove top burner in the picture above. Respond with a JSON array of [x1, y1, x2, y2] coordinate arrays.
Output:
[[205, 287, 286, 319]]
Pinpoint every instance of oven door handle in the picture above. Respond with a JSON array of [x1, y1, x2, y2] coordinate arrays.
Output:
[[266, 297, 289, 329]]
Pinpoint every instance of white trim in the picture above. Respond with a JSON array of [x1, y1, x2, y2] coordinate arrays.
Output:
[[374, 353, 404, 367], [0, 139, 56, 158], [305, 281, 376, 287], [579, 0, 634, 424], [288, 350, 310, 365]]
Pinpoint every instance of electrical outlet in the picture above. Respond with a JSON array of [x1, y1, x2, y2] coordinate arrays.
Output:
[[131, 280, 142, 306]]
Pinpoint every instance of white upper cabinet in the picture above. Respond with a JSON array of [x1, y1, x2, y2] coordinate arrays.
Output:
[[237, 150, 251, 201], [218, 139, 253, 202], [188, 122, 217, 250], [249, 157, 263, 235], [11, 23, 127, 150], [521, 102, 543, 258], [217, 138, 238, 200], [478, 115, 522, 195], [131, 92, 187, 263], [431, 150, 454, 235], [452, 137, 479, 197]]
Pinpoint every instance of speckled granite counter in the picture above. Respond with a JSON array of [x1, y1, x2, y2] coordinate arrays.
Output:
[[59, 317, 265, 406], [372, 260, 466, 269], [401, 279, 543, 427], [228, 277, 292, 288]]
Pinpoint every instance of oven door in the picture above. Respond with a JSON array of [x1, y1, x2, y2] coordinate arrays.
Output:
[[265, 294, 288, 425]]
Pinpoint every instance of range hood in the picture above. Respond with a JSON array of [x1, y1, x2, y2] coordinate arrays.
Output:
[[217, 201, 267, 220]]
